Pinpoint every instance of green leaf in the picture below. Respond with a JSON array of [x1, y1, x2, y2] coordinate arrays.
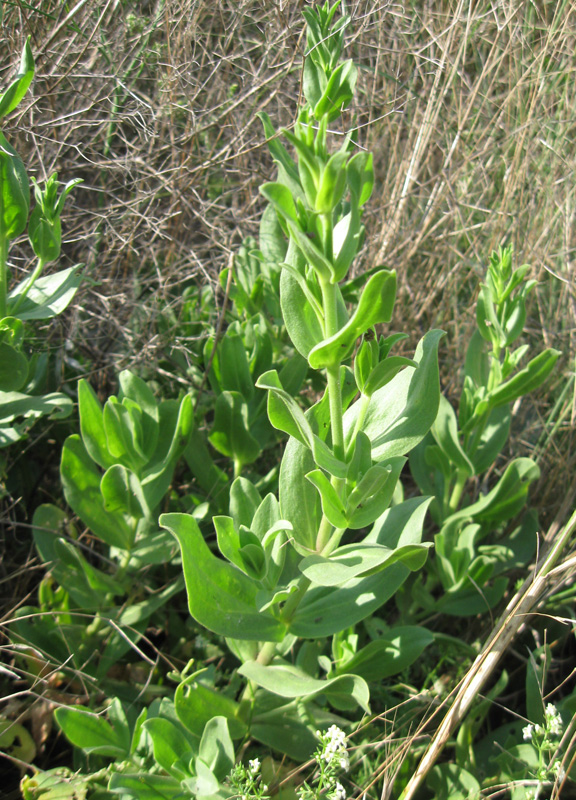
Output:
[[488, 348, 561, 408], [308, 270, 397, 368], [198, 717, 234, 781], [141, 394, 193, 509], [432, 394, 474, 477], [335, 626, 434, 681], [209, 390, 260, 467], [250, 701, 318, 762], [363, 355, 416, 398], [0, 38, 34, 119], [442, 457, 540, 531], [279, 436, 321, 552], [54, 707, 129, 759], [218, 333, 254, 400], [33, 504, 124, 606], [9, 265, 82, 320], [77, 379, 115, 470], [347, 458, 405, 529], [238, 661, 370, 713], [344, 330, 444, 460], [291, 498, 433, 637], [109, 773, 182, 800], [229, 476, 261, 529], [160, 512, 286, 641], [306, 468, 348, 528], [118, 370, 159, 457], [299, 541, 431, 587], [314, 59, 358, 121], [0, 132, 29, 241], [279, 267, 324, 358], [470, 405, 511, 474], [176, 677, 247, 740], [101, 464, 150, 519], [315, 152, 348, 213], [143, 718, 194, 780], [61, 435, 134, 550]]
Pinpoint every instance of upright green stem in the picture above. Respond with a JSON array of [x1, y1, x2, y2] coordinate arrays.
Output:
[[0, 237, 8, 318]]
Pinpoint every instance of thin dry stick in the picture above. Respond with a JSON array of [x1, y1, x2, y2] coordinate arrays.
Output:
[[400, 494, 576, 800]]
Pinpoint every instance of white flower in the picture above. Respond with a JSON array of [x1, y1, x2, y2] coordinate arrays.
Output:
[[523, 724, 534, 741], [334, 781, 346, 800], [248, 758, 261, 775], [339, 752, 350, 772], [552, 760, 566, 780], [545, 703, 563, 736]]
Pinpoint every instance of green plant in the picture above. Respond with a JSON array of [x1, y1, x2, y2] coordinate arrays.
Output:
[[408, 246, 560, 617], [11, 370, 193, 686], [0, 39, 82, 458], [158, 0, 441, 757]]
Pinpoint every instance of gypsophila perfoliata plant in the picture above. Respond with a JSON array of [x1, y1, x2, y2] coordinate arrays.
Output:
[[520, 704, 566, 797], [298, 726, 350, 800], [228, 758, 270, 800]]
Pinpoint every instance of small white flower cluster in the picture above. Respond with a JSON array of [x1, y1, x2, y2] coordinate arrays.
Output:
[[522, 703, 563, 743], [317, 725, 350, 773]]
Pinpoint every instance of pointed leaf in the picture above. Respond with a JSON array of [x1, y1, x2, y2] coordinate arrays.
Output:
[[160, 512, 286, 641]]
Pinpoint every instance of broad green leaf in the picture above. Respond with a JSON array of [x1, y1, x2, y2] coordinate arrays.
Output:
[[470, 405, 511, 474], [279, 437, 326, 552], [198, 716, 234, 781], [257, 369, 316, 448], [335, 626, 434, 681], [78, 379, 115, 470], [61, 435, 134, 550], [101, 464, 150, 519], [0, 38, 34, 119], [488, 349, 561, 408], [54, 707, 129, 759], [229, 476, 262, 529], [209, 390, 260, 467], [363, 355, 416, 398], [238, 660, 370, 713], [118, 370, 159, 457], [314, 59, 358, 121], [305, 468, 348, 528], [300, 541, 430, 586], [432, 394, 474, 477], [185, 760, 221, 798], [8, 265, 82, 320], [160, 512, 286, 641], [347, 459, 405, 529], [315, 152, 348, 213], [109, 773, 182, 800], [344, 330, 444, 460], [0, 390, 72, 447], [141, 394, 194, 509], [103, 397, 146, 471], [33, 504, 125, 606], [219, 333, 254, 401], [176, 677, 247, 740], [143, 718, 193, 780], [0, 132, 29, 241], [250, 701, 318, 762], [442, 457, 540, 532], [308, 270, 396, 369]]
